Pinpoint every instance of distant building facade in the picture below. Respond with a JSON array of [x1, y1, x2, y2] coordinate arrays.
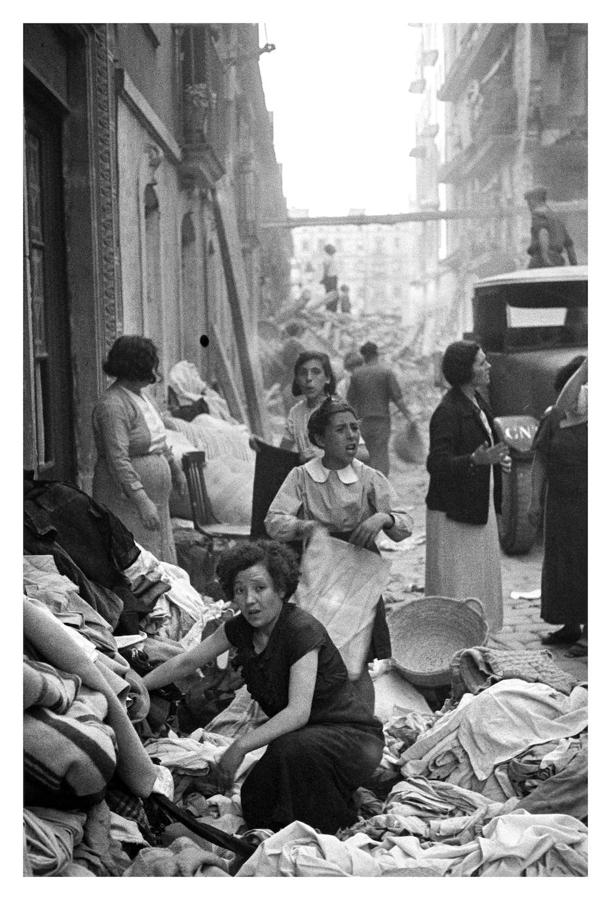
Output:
[[290, 210, 420, 318]]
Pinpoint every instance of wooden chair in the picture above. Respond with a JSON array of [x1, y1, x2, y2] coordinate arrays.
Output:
[[181, 450, 251, 541]]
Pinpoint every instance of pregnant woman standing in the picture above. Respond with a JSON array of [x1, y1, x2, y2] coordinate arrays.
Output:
[[92, 335, 186, 564]]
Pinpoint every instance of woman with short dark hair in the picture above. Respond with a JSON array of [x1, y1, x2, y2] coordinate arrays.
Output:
[[92, 335, 186, 563], [424, 341, 511, 632], [142, 539, 384, 835], [216, 539, 301, 601], [279, 351, 337, 461]]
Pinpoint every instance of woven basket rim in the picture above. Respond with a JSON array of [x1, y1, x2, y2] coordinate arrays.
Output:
[[390, 595, 489, 685]]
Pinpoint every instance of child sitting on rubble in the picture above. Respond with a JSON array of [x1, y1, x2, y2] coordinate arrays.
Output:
[[141, 539, 384, 835], [264, 397, 413, 709]]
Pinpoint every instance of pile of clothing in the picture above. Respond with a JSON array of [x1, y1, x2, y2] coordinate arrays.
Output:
[[23, 475, 233, 877], [236, 810, 587, 876], [233, 677, 588, 876], [23, 474, 588, 877], [165, 359, 255, 525]]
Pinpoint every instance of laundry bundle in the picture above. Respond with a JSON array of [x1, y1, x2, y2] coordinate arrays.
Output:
[[236, 811, 588, 877], [171, 413, 253, 464], [123, 544, 226, 644], [380, 704, 439, 756], [398, 679, 588, 801], [122, 836, 230, 877], [23, 807, 88, 876], [24, 475, 145, 632]]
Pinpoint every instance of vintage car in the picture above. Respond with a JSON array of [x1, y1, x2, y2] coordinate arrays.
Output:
[[467, 264, 587, 554]]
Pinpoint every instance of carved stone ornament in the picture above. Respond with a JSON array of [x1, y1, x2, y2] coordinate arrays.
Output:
[[145, 143, 164, 173], [92, 26, 123, 352], [183, 83, 217, 143]]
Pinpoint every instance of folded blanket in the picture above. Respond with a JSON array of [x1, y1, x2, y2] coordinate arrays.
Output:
[[24, 683, 117, 810], [23, 657, 81, 714], [451, 646, 576, 698]]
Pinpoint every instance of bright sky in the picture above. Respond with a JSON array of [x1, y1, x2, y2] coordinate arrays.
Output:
[[258, 19, 422, 216]]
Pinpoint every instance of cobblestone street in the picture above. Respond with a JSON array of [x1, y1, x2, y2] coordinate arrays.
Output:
[[382, 448, 588, 684]]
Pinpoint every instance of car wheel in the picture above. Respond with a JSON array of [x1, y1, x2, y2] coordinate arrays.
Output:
[[498, 457, 538, 554]]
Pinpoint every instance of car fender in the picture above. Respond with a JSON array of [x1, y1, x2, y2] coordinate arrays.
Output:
[[492, 415, 539, 458]]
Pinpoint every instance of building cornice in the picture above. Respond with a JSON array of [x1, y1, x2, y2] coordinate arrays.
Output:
[[115, 67, 182, 165]]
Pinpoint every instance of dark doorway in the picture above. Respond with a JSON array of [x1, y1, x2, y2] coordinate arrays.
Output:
[[24, 90, 75, 481]]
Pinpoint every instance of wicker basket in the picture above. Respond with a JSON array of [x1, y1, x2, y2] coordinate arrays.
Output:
[[389, 596, 489, 687]]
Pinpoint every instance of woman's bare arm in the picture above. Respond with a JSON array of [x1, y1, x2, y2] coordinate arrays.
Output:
[[141, 624, 231, 692]]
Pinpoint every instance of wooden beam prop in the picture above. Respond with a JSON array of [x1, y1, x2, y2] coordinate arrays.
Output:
[[210, 322, 249, 425], [212, 177, 269, 439], [260, 199, 588, 229]]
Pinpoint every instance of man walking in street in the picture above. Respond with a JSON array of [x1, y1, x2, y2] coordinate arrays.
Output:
[[524, 187, 578, 268], [347, 341, 410, 476]]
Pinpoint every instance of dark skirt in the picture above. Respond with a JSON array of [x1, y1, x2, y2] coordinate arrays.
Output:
[[240, 723, 383, 834], [536, 418, 587, 627], [541, 488, 587, 625]]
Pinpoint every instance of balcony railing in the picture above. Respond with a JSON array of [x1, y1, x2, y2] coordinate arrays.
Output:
[[472, 87, 517, 144], [438, 24, 513, 102], [179, 25, 226, 184]]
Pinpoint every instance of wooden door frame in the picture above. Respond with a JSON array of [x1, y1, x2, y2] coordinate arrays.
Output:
[[24, 92, 75, 480], [23, 24, 123, 489]]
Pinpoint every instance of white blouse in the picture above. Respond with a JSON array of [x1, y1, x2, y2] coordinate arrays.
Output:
[[265, 457, 413, 543], [122, 387, 167, 453]]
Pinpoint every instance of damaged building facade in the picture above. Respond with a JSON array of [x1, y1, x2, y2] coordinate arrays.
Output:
[[23, 23, 290, 491], [409, 22, 587, 343]]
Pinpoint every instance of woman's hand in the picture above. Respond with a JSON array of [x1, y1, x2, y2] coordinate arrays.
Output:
[[300, 520, 324, 541], [471, 442, 509, 467], [216, 740, 245, 791], [172, 467, 188, 497], [134, 492, 161, 530], [349, 513, 390, 549]]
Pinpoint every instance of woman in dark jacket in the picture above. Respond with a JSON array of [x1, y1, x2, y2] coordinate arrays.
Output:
[[424, 341, 511, 632], [528, 356, 587, 655]]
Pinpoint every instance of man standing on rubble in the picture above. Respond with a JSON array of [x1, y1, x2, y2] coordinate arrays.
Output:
[[321, 243, 339, 311], [347, 341, 410, 476], [524, 187, 578, 268]]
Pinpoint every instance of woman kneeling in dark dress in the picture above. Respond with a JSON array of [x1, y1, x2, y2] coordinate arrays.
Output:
[[142, 540, 384, 834]]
